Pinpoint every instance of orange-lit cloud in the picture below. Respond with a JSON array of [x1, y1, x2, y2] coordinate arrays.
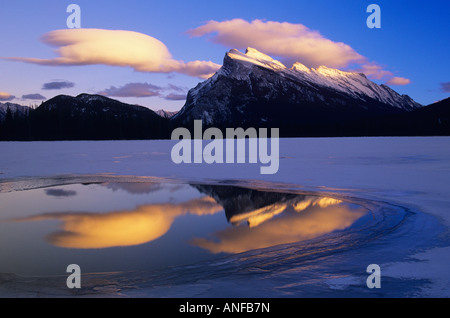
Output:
[[191, 201, 367, 254], [3, 29, 220, 79], [0, 92, 15, 101], [188, 19, 410, 84], [9, 196, 223, 249], [188, 19, 365, 69], [386, 77, 411, 86]]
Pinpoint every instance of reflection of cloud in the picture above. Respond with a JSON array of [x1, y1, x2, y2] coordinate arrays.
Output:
[[188, 19, 409, 83], [45, 188, 77, 197], [0, 92, 15, 101], [191, 202, 366, 254], [3, 29, 220, 79], [9, 196, 223, 249], [101, 182, 163, 195], [42, 80, 75, 90]]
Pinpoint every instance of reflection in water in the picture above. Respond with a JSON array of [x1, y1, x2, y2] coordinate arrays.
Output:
[[190, 197, 366, 254], [5, 183, 368, 256], [8, 196, 222, 249], [45, 188, 77, 197], [101, 182, 163, 194]]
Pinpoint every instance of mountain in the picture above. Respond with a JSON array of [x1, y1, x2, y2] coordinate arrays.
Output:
[[155, 109, 179, 119], [172, 48, 422, 136], [0, 94, 170, 141], [0, 102, 30, 122]]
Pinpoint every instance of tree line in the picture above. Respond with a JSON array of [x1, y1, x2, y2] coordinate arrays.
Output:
[[0, 104, 171, 141]]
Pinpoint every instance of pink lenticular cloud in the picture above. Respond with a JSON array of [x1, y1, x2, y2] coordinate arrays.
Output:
[[188, 19, 411, 84], [188, 19, 366, 69], [3, 29, 220, 79]]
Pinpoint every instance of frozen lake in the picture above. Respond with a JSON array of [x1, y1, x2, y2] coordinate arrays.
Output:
[[0, 137, 449, 297]]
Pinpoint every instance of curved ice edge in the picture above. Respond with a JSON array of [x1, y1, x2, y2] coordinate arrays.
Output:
[[0, 174, 445, 298]]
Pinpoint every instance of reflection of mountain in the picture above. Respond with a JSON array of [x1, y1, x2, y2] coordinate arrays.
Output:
[[5, 182, 370, 256], [192, 184, 300, 223], [191, 196, 367, 254]]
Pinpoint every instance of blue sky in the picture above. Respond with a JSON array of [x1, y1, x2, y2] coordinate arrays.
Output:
[[0, 0, 448, 111]]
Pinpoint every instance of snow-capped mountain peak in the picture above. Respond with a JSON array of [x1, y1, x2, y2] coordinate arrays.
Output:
[[226, 47, 286, 71], [292, 62, 310, 73], [221, 48, 421, 111], [173, 48, 422, 129]]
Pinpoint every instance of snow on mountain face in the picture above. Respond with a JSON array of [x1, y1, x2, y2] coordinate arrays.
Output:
[[173, 47, 422, 131], [220, 48, 421, 111], [0, 103, 30, 121], [155, 109, 179, 118]]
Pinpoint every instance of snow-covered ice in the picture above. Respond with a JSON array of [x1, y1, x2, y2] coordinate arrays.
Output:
[[0, 137, 449, 297]]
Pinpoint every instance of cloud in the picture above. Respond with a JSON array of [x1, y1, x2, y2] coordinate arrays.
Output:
[[167, 84, 187, 92], [98, 82, 188, 100], [164, 93, 187, 101], [188, 19, 365, 69], [353, 62, 394, 80], [22, 93, 46, 100], [99, 82, 162, 98], [0, 92, 15, 101], [440, 82, 450, 93], [3, 29, 220, 79], [42, 80, 75, 90], [188, 19, 410, 83], [386, 77, 411, 86]]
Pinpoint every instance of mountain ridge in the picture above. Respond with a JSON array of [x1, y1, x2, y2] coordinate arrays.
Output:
[[0, 48, 448, 140], [172, 48, 422, 135]]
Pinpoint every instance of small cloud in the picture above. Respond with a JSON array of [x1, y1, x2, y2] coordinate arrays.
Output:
[[164, 93, 187, 101], [167, 84, 187, 92], [22, 93, 46, 100], [352, 62, 393, 80], [42, 80, 75, 90], [98, 82, 162, 98], [0, 92, 15, 101], [440, 82, 450, 93], [98, 82, 188, 100], [385, 77, 411, 86]]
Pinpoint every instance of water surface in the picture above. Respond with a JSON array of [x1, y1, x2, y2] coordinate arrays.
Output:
[[0, 181, 369, 276]]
